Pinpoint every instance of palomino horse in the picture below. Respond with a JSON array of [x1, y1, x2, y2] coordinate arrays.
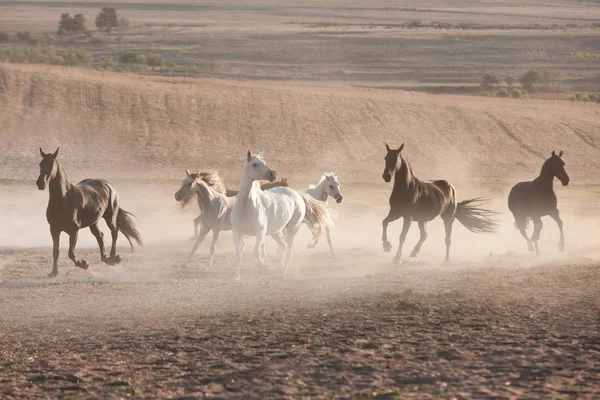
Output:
[[37, 147, 142, 277], [305, 173, 343, 257], [381, 143, 498, 263], [177, 172, 289, 240], [508, 151, 570, 255], [175, 169, 234, 269], [230, 151, 331, 280]]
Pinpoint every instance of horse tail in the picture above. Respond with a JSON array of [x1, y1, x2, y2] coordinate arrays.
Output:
[[117, 208, 143, 251], [299, 192, 333, 237], [455, 198, 499, 234]]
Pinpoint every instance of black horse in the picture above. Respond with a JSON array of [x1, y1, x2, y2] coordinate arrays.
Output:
[[381, 142, 498, 263], [508, 151, 570, 255]]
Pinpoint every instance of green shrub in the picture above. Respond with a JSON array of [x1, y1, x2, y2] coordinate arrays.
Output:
[[16, 31, 42, 46], [99, 55, 116, 69], [42, 35, 55, 45], [570, 96, 577, 101], [147, 54, 165, 67], [588, 93, 597, 102], [511, 88, 522, 98], [496, 88, 509, 98], [481, 72, 499, 90], [166, 59, 177, 68], [135, 54, 146, 64], [0, 31, 9, 43], [0, 47, 92, 66], [119, 51, 142, 63]]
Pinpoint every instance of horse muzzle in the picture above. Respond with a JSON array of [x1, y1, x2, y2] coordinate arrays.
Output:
[[36, 176, 47, 190], [336, 196, 343, 204], [268, 170, 277, 182], [561, 178, 570, 186], [382, 172, 391, 183]]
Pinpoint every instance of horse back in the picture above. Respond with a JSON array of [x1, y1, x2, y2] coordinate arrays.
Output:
[[74, 179, 118, 220], [508, 180, 557, 217]]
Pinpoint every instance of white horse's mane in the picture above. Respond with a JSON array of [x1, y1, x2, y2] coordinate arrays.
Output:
[[308, 172, 338, 190]]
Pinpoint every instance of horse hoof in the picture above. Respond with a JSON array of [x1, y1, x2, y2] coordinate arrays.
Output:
[[558, 243, 565, 252], [112, 255, 122, 265], [235, 275, 242, 282], [409, 251, 418, 258], [392, 257, 402, 265], [47, 270, 58, 278], [383, 242, 392, 253], [78, 260, 89, 270], [527, 244, 535, 252], [330, 253, 338, 259]]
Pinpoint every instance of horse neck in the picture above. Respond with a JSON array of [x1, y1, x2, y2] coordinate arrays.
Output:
[[236, 167, 258, 207], [48, 163, 71, 204], [536, 163, 555, 189], [392, 156, 416, 194], [194, 180, 217, 208], [311, 179, 329, 201]]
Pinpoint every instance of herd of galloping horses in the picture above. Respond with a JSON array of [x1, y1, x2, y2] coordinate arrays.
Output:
[[36, 143, 570, 279]]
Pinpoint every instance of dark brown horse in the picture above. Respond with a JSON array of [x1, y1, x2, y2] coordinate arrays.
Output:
[[381, 143, 498, 263], [508, 151, 569, 255], [37, 147, 142, 277]]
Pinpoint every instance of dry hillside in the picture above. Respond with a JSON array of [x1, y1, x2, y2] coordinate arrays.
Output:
[[0, 63, 598, 183]]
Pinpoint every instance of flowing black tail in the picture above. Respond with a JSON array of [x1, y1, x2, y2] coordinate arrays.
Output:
[[117, 208, 143, 251], [455, 198, 499, 234]]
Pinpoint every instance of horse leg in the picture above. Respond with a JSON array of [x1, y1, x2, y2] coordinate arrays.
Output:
[[409, 221, 428, 258], [271, 232, 287, 257], [549, 209, 565, 252], [443, 217, 455, 262], [104, 215, 121, 265], [233, 230, 244, 281], [190, 215, 201, 242], [254, 229, 268, 269], [208, 229, 221, 269], [515, 216, 534, 252], [48, 226, 60, 277], [531, 217, 543, 256], [90, 223, 111, 265], [68, 230, 89, 270], [382, 209, 402, 253], [393, 216, 413, 264], [283, 225, 300, 276], [325, 227, 337, 258], [307, 224, 319, 249], [186, 225, 210, 265]]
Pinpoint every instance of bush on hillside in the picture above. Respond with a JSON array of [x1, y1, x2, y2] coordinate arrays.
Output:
[[0, 47, 92, 66], [146, 54, 165, 67], [0, 31, 9, 43], [496, 88, 509, 98], [119, 51, 145, 64], [58, 13, 87, 34], [17, 31, 42, 46], [481, 72, 499, 90], [520, 69, 551, 91], [99, 55, 116, 69]]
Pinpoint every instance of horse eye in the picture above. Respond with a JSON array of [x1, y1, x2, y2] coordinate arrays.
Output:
[[329, 185, 334, 189], [252, 163, 259, 167]]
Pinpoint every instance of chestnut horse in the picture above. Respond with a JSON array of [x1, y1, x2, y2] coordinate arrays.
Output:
[[381, 143, 498, 263]]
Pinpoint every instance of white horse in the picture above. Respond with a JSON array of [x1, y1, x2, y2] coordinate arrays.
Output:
[[305, 173, 343, 257], [175, 169, 234, 269], [230, 151, 331, 280]]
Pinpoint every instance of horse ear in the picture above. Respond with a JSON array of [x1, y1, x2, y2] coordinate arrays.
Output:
[[398, 143, 405, 152], [247, 150, 252, 161], [385, 142, 391, 152], [52, 147, 60, 158], [185, 168, 191, 176], [552, 150, 556, 157], [39, 147, 46, 157], [559, 151, 563, 157]]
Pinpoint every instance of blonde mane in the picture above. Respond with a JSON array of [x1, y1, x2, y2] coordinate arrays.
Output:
[[179, 169, 227, 209]]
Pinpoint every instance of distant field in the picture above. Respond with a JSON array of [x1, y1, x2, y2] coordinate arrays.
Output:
[[0, 0, 599, 92]]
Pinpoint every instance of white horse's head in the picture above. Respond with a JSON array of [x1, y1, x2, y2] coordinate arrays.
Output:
[[174, 169, 197, 202], [323, 173, 343, 203], [245, 151, 277, 182]]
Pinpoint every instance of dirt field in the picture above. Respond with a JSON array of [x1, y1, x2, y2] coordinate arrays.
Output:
[[1, 1, 600, 399]]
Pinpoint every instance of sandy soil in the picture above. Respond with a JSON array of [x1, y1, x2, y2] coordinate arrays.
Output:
[[1, 1, 599, 397]]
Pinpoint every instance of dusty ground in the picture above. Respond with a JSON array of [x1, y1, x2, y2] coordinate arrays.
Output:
[[1, 181, 599, 399], [1, 1, 599, 398]]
